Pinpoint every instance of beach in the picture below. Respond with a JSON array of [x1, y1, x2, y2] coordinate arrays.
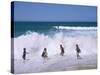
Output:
[[13, 23, 97, 73]]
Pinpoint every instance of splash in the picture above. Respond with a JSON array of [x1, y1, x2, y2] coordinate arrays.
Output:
[[14, 28, 97, 59]]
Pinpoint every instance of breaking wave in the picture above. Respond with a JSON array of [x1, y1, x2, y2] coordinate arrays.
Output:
[[14, 27, 97, 59]]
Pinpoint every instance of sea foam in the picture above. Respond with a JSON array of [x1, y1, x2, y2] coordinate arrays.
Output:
[[14, 27, 97, 59], [53, 26, 97, 30]]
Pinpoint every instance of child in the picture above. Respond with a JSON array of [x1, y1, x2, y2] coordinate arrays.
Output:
[[22, 48, 27, 60], [75, 44, 81, 59], [60, 44, 65, 56], [41, 48, 48, 63], [41, 48, 48, 58]]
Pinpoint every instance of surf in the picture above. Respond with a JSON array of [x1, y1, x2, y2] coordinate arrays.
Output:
[[53, 26, 97, 30], [14, 28, 97, 59]]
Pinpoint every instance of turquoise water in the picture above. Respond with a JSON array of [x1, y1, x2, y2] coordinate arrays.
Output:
[[13, 22, 97, 37]]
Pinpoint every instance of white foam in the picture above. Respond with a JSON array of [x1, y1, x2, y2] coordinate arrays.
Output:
[[13, 29, 97, 73], [14, 29, 97, 59], [53, 26, 97, 30]]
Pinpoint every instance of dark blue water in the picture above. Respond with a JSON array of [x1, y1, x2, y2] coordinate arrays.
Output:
[[13, 21, 97, 37]]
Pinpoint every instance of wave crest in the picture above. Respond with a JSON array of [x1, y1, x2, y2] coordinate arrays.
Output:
[[53, 26, 97, 30], [14, 30, 97, 59]]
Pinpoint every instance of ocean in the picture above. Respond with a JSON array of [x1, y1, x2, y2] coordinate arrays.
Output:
[[14, 22, 97, 37], [13, 22, 97, 73]]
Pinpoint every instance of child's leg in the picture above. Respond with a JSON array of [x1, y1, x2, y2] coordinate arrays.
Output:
[[43, 57, 46, 63], [77, 53, 79, 59], [77, 53, 81, 59], [61, 52, 64, 56]]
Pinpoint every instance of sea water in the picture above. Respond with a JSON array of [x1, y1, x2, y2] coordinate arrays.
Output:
[[13, 22, 97, 73]]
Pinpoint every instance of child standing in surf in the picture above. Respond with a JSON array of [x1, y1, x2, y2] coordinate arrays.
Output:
[[22, 48, 27, 60], [41, 48, 48, 63], [75, 44, 81, 59], [60, 44, 65, 56]]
